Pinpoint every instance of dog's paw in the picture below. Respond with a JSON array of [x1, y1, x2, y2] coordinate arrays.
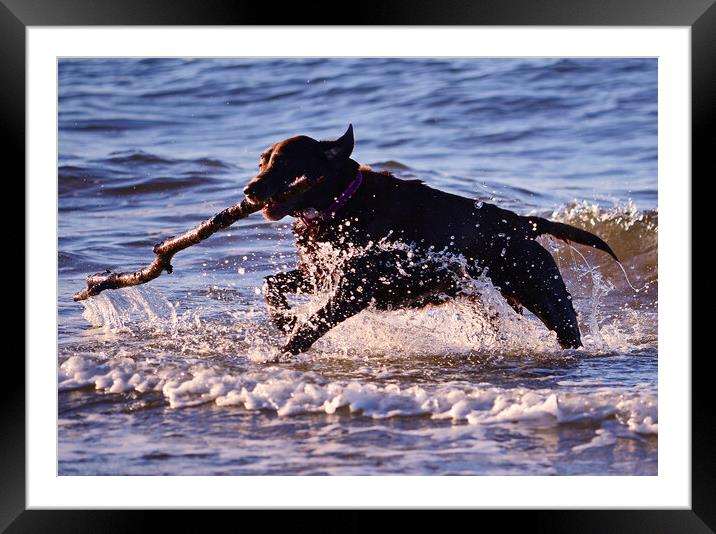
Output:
[[280, 344, 296, 357], [280, 339, 308, 358], [264, 351, 293, 364]]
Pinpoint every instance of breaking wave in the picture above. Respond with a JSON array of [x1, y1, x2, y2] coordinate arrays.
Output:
[[59, 352, 657, 435]]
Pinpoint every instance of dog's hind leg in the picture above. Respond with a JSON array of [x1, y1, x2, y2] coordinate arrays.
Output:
[[490, 244, 582, 349], [508, 286, 581, 349], [263, 269, 312, 331]]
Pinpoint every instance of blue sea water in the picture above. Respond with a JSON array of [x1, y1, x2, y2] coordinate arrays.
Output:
[[58, 58, 657, 476]]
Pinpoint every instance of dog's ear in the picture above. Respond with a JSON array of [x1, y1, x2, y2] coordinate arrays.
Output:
[[319, 124, 354, 166]]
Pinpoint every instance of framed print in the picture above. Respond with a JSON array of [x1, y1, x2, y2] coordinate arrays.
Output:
[[6, 0, 713, 529]]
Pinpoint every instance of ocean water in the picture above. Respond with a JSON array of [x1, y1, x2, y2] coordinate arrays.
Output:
[[58, 58, 657, 476]]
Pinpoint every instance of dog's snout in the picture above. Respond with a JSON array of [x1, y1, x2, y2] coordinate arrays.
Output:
[[243, 170, 284, 203], [243, 185, 259, 204], [243, 178, 264, 201]]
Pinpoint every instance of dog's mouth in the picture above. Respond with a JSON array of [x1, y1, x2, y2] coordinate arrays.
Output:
[[250, 175, 325, 221], [262, 198, 296, 221]]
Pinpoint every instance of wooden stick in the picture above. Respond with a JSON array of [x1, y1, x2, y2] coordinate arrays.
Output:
[[74, 174, 327, 302], [73, 197, 262, 301]]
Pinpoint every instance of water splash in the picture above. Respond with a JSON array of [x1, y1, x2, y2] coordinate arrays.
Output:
[[81, 286, 178, 333], [78, 206, 655, 360]]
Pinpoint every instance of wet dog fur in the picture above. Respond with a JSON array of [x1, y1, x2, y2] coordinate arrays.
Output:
[[243, 125, 618, 356]]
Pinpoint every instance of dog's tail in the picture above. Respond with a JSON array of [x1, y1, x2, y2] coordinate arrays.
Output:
[[528, 216, 619, 262]]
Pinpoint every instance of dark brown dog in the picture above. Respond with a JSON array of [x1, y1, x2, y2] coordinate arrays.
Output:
[[243, 125, 618, 355]]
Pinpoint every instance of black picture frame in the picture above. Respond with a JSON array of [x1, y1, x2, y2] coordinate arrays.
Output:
[[6, 0, 711, 529]]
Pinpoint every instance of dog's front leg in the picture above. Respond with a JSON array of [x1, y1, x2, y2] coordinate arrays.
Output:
[[281, 278, 374, 355], [263, 269, 311, 331]]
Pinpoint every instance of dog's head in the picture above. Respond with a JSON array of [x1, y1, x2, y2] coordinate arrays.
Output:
[[243, 125, 356, 221]]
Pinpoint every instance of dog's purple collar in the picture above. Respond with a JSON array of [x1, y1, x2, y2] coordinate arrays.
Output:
[[300, 170, 363, 227]]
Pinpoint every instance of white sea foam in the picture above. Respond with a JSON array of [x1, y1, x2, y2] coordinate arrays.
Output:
[[58, 354, 657, 435]]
